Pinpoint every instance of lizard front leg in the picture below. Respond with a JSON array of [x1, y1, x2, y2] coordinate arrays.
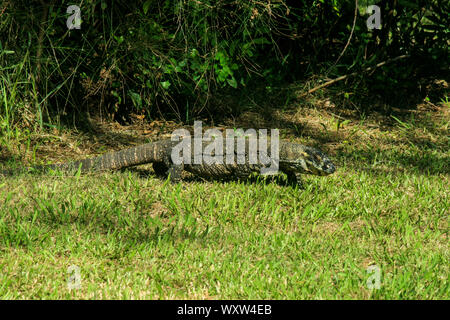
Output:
[[286, 171, 304, 189]]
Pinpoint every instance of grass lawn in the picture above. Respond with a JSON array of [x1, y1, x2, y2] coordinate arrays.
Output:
[[0, 104, 448, 299]]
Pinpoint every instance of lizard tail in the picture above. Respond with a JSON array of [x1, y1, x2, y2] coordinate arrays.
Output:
[[1, 140, 167, 176]]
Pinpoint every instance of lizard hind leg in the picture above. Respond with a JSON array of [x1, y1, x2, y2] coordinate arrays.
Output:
[[153, 158, 184, 183], [152, 161, 169, 177], [167, 164, 183, 183]]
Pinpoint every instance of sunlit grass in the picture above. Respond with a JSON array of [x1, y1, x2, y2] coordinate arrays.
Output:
[[0, 106, 448, 299]]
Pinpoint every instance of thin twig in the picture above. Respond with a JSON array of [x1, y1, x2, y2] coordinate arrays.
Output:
[[326, 0, 358, 75], [300, 55, 410, 97], [0, 2, 9, 19]]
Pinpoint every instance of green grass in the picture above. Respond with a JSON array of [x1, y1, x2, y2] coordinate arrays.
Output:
[[0, 108, 448, 299]]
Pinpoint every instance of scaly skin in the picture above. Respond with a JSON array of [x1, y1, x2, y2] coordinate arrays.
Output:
[[1, 139, 336, 186]]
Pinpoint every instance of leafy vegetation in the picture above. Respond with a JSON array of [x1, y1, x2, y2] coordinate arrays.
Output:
[[1, 0, 448, 130]]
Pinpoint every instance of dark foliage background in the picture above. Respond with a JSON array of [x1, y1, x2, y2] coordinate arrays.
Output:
[[0, 0, 448, 131]]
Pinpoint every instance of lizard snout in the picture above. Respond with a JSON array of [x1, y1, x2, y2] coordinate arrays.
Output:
[[322, 160, 336, 175]]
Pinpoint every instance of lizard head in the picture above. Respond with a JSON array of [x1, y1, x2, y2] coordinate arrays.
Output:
[[282, 144, 336, 176]]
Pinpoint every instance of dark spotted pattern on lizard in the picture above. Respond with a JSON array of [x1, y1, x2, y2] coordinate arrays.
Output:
[[1, 139, 336, 186]]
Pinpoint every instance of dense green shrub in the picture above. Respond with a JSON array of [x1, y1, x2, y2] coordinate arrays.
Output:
[[0, 0, 448, 131]]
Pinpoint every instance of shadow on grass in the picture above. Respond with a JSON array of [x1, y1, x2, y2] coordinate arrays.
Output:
[[239, 98, 449, 176], [125, 166, 305, 189], [336, 146, 449, 175]]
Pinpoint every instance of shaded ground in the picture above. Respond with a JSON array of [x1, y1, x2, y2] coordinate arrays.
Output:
[[1, 92, 448, 177]]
